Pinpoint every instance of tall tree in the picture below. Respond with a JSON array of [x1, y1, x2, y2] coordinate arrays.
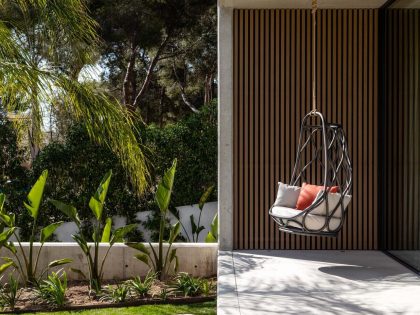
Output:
[[90, 0, 215, 119], [0, 0, 149, 193]]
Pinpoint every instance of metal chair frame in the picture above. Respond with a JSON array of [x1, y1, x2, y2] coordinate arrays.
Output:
[[269, 111, 353, 237]]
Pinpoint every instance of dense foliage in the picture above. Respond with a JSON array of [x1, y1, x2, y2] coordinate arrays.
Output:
[[142, 100, 217, 206], [29, 102, 217, 240], [0, 0, 217, 243], [89, 0, 216, 123], [0, 0, 150, 194], [0, 110, 30, 224]]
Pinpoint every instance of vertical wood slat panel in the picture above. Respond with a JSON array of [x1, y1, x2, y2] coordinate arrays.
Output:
[[233, 9, 379, 250], [382, 9, 420, 251]]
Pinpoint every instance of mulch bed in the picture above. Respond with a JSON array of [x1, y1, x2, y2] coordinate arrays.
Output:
[[1, 279, 216, 314]]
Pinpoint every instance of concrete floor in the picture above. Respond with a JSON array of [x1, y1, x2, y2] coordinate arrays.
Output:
[[218, 250, 420, 315]]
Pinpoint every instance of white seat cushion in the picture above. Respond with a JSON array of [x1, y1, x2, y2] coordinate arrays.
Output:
[[271, 206, 341, 231], [310, 191, 352, 218]]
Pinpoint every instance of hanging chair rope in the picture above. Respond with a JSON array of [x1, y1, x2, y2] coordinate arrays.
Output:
[[311, 0, 317, 114], [268, 0, 353, 237]]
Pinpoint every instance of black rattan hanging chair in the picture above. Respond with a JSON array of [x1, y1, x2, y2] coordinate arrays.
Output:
[[268, 111, 352, 237], [268, 0, 352, 237]]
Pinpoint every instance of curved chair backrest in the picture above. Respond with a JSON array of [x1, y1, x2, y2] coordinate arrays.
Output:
[[271, 111, 352, 236]]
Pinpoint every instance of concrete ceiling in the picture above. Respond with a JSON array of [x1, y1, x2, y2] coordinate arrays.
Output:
[[219, 0, 390, 9], [390, 0, 420, 8]]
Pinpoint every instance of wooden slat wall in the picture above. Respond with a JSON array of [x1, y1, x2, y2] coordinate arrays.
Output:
[[233, 9, 378, 250], [381, 9, 420, 250]]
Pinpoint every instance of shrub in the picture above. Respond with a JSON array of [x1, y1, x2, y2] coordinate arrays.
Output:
[[31, 125, 144, 241], [50, 171, 136, 293], [205, 213, 218, 243], [100, 284, 130, 303], [35, 270, 67, 307], [0, 109, 30, 238], [127, 271, 157, 298], [31, 101, 217, 241], [0, 173, 71, 286], [0, 275, 20, 311], [171, 272, 203, 297], [201, 279, 216, 296], [142, 100, 217, 207], [126, 160, 181, 280]]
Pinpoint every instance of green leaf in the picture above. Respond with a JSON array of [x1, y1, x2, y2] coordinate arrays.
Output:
[[1, 257, 17, 268], [0, 228, 16, 246], [110, 224, 137, 245], [88, 197, 103, 221], [169, 221, 181, 244], [210, 214, 218, 239], [134, 254, 150, 267], [205, 232, 217, 243], [89, 171, 112, 220], [169, 207, 180, 220], [190, 214, 197, 234], [0, 194, 5, 213], [94, 170, 112, 204], [169, 248, 177, 263], [70, 268, 87, 279], [198, 185, 215, 210], [155, 159, 177, 213], [125, 242, 150, 255], [101, 217, 112, 243], [48, 258, 72, 268], [50, 200, 81, 227], [72, 234, 89, 254], [4, 242, 16, 254], [24, 170, 48, 220], [0, 212, 15, 228], [0, 261, 14, 275], [40, 221, 63, 243]]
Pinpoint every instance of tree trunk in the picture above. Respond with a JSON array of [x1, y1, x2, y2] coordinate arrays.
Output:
[[172, 63, 199, 113], [123, 41, 137, 112], [132, 36, 170, 109], [28, 97, 41, 163], [204, 71, 215, 104]]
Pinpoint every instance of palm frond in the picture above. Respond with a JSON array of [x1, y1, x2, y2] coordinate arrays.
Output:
[[0, 0, 150, 193]]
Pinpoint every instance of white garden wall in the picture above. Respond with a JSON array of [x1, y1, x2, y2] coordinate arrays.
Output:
[[53, 202, 218, 243], [0, 243, 218, 282]]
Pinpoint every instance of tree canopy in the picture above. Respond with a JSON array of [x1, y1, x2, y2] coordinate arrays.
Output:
[[89, 0, 217, 123], [0, 0, 150, 193]]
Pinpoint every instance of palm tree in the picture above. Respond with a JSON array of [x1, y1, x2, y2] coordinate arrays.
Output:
[[0, 0, 149, 193]]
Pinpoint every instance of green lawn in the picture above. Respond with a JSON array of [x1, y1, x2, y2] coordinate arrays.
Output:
[[25, 301, 216, 315]]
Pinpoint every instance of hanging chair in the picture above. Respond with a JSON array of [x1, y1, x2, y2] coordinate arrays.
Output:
[[269, 110, 352, 237], [268, 0, 352, 237]]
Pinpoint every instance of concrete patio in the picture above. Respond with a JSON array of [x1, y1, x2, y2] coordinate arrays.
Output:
[[218, 251, 420, 315]]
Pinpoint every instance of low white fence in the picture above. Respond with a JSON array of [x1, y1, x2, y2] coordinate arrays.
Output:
[[0, 243, 218, 281]]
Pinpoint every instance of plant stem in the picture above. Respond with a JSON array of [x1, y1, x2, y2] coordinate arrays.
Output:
[[196, 208, 203, 242], [158, 212, 165, 279], [27, 218, 37, 284], [33, 242, 44, 277], [99, 244, 112, 280]]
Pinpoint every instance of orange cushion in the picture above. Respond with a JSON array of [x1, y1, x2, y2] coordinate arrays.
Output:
[[295, 183, 339, 210]]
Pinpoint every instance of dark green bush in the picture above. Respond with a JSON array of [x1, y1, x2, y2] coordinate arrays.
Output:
[[0, 109, 30, 234], [30, 101, 217, 241], [31, 125, 145, 241], [142, 100, 217, 206]]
